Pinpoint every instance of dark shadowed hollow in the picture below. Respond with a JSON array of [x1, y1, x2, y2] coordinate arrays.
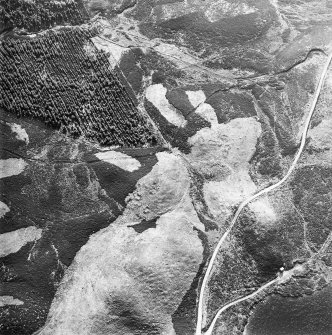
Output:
[[244, 285, 332, 335]]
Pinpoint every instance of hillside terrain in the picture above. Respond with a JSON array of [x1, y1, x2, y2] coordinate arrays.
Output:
[[1, 1, 332, 335]]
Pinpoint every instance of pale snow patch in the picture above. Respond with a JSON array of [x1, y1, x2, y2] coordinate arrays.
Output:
[[187, 117, 261, 222], [195, 103, 218, 126], [188, 117, 261, 170], [92, 36, 127, 67], [249, 196, 277, 223], [146, 84, 187, 127], [95, 151, 141, 172], [124, 151, 191, 220], [0, 296, 24, 307], [160, 2, 194, 22], [185, 90, 218, 126], [171, 189, 206, 231], [186, 90, 206, 108], [308, 118, 332, 153], [0, 226, 42, 258], [34, 152, 202, 335], [0, 158, 28, 179], [154, 42, 200, 68], [8, 123, 29, 144], [205, 0, 256, 23], [0, 201, 10, 219], [204, 170, 257, 218]]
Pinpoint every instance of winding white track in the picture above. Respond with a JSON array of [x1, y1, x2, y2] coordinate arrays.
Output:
[[195, 53, 332, 335], [204, 278, 278, 335]]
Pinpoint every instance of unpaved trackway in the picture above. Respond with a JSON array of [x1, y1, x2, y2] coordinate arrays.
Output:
[[195, 53, 332, 335], [204, 278, 278, 335]]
